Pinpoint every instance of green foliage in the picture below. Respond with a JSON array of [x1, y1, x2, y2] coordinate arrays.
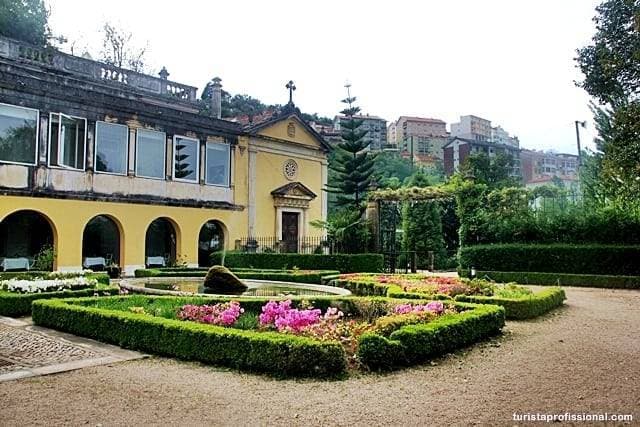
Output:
[[326, 87, 376, 212], [357, 303, 505, 370], [462, 270, 640, 289], [458, 152, 520, 190], [455, 287, 565, 320], [459, 244, 640, 276], [373, 152, 414, 188], [373, 312, 435, 336], [369, 185, 452, 201], [31, 244, 55, 271], [32, 297, 347, 378], [402, 199, 447, 268], [210, 252, 383, 273], [0, 0, 50, 46], [134, 268, 340, 285], [311, 209, 371, 253], [0, 285, 118, 317]]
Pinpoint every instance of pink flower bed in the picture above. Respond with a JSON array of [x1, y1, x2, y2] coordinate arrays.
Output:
[[393, 301, 445, 315], [177, 301, 244, 326], [341, 274, 477, 297]]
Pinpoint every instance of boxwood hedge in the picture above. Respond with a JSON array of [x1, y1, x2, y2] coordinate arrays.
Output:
[[134, 268, 339, 284], [329, 277, 451, 300], [32, 295, 504, 376], [455, 287, 566, 320], [210, 252, 383, 273], [463, 270, 640, 289], [358, 303, 505, 370], [0, 285, 118, 317], [459, 244, 640, 276]]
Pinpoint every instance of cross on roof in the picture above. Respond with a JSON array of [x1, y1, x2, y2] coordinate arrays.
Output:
[[286, 80, 296, 105]]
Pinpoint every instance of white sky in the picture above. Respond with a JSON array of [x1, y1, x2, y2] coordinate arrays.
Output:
[[47, 0, 600, 154]]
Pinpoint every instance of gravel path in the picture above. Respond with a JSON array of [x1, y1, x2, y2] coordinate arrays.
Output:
[[1, 287, 638, 426]]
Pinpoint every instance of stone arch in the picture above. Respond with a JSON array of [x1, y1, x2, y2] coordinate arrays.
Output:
[[198, 220, 227, 267], [0, 209, 58, 271], [145, 217, 180, 267], [82, 214, 124, 269]]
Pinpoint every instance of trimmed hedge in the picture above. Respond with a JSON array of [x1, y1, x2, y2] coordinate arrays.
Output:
[[463, 270, 640, 289], [32, 296, 347, 378], [357, 303, 505, 370], [210, 252, 383, 273], [459, 244, 640, 276], [455, 287, 566, 320], [330, 277, 450, 301], [134, 268, 339, 284], [0, 286, 119, 317]]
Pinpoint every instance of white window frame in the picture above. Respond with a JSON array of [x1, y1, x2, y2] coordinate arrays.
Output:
[[204, 140, 231, 187], [172, 135, 200, 183], [94, 121, 129, 176], [47, 112, 87, 170], [135, 128, 166, 180], [0, 102, 39, 167]]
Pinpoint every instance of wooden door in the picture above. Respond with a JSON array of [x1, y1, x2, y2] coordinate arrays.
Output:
[[282, 212, 299, 253]]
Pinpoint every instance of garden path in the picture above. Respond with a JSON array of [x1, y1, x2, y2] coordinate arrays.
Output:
[[0, 286, 638, 426]]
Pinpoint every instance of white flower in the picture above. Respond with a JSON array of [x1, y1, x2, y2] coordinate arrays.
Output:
[[0, 277, 98, 293]]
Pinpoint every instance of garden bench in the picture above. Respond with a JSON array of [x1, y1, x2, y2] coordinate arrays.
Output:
[[0, 257, 31, 271], [83, 257, 106, 270], [146, 256, 166, 267]]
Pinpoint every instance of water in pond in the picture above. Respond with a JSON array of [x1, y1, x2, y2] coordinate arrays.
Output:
[[142, 280, 340, 297]]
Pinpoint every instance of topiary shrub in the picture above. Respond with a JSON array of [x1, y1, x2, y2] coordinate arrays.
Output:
[[203, 265, 247, 293]]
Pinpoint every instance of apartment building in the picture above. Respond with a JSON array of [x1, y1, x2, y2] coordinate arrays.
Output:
[[520, 149, 579, 186], [443, 137, 521, 178], [334, 114, 387, 151]]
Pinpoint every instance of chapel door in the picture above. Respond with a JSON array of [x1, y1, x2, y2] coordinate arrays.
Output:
[[282, 212, 299, 253]]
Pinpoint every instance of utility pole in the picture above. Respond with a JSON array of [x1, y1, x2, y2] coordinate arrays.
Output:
[[410, 135, 414, 172], [575, 120, 587, 168]]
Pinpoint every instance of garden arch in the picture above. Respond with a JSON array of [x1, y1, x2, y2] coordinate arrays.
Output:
[[0, 210, 57, 271], [145, 217, 179, 267], [82, 215, 123, 270], [198, 220, 226, 267]]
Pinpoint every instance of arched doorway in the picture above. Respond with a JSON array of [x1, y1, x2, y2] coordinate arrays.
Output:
[[145, 218, 177, 267], [82, 215, 121, 270], [0, 210, 55, 271], [198, 220, 225, 267]]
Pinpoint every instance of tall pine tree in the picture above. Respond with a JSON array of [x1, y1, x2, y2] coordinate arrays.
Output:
[[326, 84, 376, 213]]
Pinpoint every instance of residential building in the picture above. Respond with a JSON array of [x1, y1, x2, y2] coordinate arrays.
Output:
[[334, 114, 387, 151], [490, 125, 520, 148], [450, 115, 492, 142], [0, 35, 329, 274], [387, 116, 448, 164], [443, 137, 521, 178], [309, 121, 343, 145], [520, 149, 578, 186]]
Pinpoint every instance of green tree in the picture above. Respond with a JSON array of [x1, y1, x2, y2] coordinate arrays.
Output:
[[0, 0, 49, 46], [576, 0, 640, 202], [458, 152, 519, 190], [325, 86, 376, 212], [373, 152, 413, 188], [402, 199, 447, 269]]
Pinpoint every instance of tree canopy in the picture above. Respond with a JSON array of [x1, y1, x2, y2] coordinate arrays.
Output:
[[0, 0, 50, 46], [458, 152, 520, 190]]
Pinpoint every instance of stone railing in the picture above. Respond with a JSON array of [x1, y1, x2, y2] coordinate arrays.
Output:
[[0, 36, 197, 102]]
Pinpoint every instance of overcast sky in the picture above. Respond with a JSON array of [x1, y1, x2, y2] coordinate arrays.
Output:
[[47, 0, 601, 153]]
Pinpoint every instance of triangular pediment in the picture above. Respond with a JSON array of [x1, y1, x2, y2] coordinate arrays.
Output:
[[271, 182, 317, 199], [246, 109, 331, 151]]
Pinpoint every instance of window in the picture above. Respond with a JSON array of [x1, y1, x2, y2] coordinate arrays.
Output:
[[49, 113, 86, 169], [173, 135, 199, 182], [205, 141, 230, 186], [0, 103, 38, 165], [95, 121, 128, 175], [136, 129, 166, 179]]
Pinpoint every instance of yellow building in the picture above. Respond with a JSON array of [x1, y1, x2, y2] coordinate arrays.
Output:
[[0, 36, 329, 275]]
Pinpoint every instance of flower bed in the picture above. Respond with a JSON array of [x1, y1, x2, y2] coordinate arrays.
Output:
[[134, 268, 340, 285], [331, 274, 565, 319], [0, 272, 115, 317], [32, 294, 505, 377]]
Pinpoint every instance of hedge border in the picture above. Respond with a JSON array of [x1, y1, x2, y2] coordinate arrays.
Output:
[[357, 302, 505, 370], [455, 287, 566, 320], [462, 270, 640, 289], [0, 285, 118, 317], [134, 268, 340, 285], [210, 252, 383, 273], [329, 277, 451, 301], [32, 295, 504, 376]]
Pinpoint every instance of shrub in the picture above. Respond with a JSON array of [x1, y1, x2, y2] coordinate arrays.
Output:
[[210, 252, 383, 273], [0, 286, 118, 317], [459, 244, 640, 276], [358, 303, 505, 370], [134, 268, 340, 284], [32, 297, 348, 378], [455, 287, 566, 320], [463, 270, 640, 289]]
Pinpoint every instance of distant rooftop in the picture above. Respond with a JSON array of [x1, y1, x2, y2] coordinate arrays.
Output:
[[397, 116, 446, 124]]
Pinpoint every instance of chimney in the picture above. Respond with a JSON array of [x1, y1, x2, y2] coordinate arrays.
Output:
[[211, 77, 222, 119]]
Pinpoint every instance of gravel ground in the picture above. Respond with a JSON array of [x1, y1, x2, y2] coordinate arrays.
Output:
[[1, 286, 639, 426]]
